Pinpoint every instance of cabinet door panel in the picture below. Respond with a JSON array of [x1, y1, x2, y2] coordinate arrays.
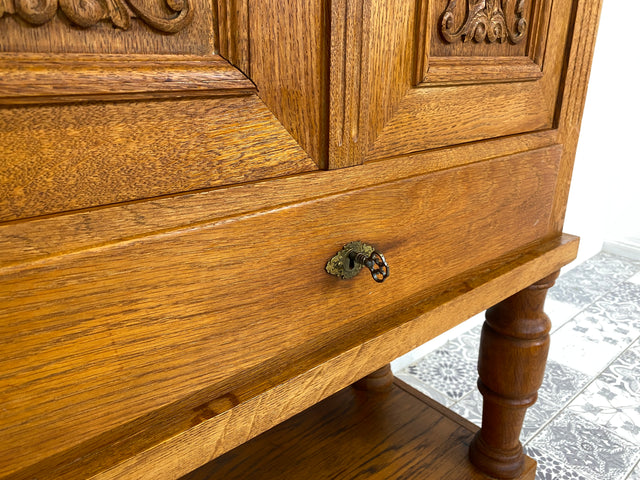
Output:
[[331, 0, 574, 166]]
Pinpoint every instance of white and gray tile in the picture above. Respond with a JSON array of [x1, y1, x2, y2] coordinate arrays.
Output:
[[627, 462, 640, 480], [528, 411, 640, 480], [569, 379, 640, 445], [548, 307, 637, 376], [538, 361, 591, 405], [547, 252, 640, 330], [568, 340, 640, 445], [397, 347, 477, 406], [525, 446, 589, 480], [584, 281, 640, 331], [450, 389, 482, 427], [600, 340, 640, 396], [394, 372, 453, 407]]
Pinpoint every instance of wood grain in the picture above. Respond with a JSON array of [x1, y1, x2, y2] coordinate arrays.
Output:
[[248, 0, 329, 167], [0, 54, 254, 105], [77, 235, 576, 480], [215, 0, 250, 75], [327, 0, 371, 169], [371, 80, 551, 159], [362, 0, 572, 161], [422, 56, 542, 86], [179, 380, 536, 479], [0, 131, 558, 268], [428, 0, 534, 57], [0, 94, 317, 222], [0, 149, 560, 478], [470, 272, 558, 479], [0, 0, 214, 55], [550, 0, 604, 233], [0, 0, 195, 32]]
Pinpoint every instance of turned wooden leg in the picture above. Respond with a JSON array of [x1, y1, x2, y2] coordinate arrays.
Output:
[[469, 272, 559, 479], [353, 364, 394, 392]]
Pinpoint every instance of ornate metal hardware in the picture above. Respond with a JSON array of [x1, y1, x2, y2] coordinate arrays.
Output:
[[325, 241, 389, 283]]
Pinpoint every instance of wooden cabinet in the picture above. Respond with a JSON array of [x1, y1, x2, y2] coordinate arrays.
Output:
[[0, 1, 601, 479]]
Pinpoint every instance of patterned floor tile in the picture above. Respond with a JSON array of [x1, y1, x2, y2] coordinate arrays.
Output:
[[563, 252, 640, 287], [525, 446, 589, 480], [566, 340, 640, 445], [521, 395, 562, 443], [627, 462, 640, 480], [539, 361, 591, 405], [600, 340, 640, 395], [546, 298, 584, 332], [584, 281, 640, 332], [528, 411, 640, 480], [440, 324, 481, 364], [548, 306, 637, 376], [569, 378, 640, 445], [397, 347, 477, 405], [450, 389, 482, 427], [547, 253, 640, 327]]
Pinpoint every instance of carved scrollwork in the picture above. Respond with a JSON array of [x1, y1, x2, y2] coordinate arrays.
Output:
[[440, 0, 527, 44], [0, 0, 193, 32]]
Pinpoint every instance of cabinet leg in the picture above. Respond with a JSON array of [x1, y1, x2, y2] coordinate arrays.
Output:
[[469, 272, 559, 479], [353, 364, 394, 392]]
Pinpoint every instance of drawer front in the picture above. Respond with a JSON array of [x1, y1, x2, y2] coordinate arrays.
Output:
[[0, 145, 561, 478]]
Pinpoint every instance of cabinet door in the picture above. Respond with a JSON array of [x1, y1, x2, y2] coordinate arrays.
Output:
[[0, 1, 318, 222], [330, 0, 574, 166], [229, 0, 575, 169]]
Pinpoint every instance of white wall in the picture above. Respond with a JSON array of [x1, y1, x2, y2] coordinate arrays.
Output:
[[564, 0, 640, 265]]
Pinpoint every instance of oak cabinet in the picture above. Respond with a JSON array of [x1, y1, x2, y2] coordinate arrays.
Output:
[[0, 1, 601, 479]]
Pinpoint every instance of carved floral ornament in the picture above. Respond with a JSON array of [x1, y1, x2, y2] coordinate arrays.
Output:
[[440, 0, 528, 44], [0, 0, 193, 32]]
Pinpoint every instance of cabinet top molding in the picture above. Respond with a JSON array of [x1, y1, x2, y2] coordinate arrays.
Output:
[[440, 0, 528, 44], [0, 0, 194, 32]]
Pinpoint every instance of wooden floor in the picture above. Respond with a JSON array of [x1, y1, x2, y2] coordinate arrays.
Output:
[[180, 379, 535, 480]]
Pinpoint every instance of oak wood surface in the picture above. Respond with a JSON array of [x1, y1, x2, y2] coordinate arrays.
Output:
[[0, 132, 558, 268], [0, 54, 255, 104], [414, 0, 553, 86], [215, 0, 250, 75], [550, 0, 604, 233], [0, 0, 603, 478], [0, 149, 561, 477], [470, 272, 559, 478], [365, 0, 572, 162], [327, 0, 371, 169], [0, 94, 317, 222], [427, 0, 535, 58], [0, 0, 215, 55], [17, 235, 575, 480], [248, 0, 329, 167], [216, 0, 570, 168], [179, 379, 536, 480]]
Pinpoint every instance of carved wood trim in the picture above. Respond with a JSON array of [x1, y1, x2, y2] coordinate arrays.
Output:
[[414, 0, 553, 86], [440, 0, 528, 44], [0, 0, 194, 32], [0, 54, 255, 105]]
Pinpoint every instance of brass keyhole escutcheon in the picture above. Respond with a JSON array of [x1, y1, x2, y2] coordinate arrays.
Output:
[[325, 241, 389, 283]]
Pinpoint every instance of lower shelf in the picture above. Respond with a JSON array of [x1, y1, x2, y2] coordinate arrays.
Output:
[[180, 378, 536, 479]]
